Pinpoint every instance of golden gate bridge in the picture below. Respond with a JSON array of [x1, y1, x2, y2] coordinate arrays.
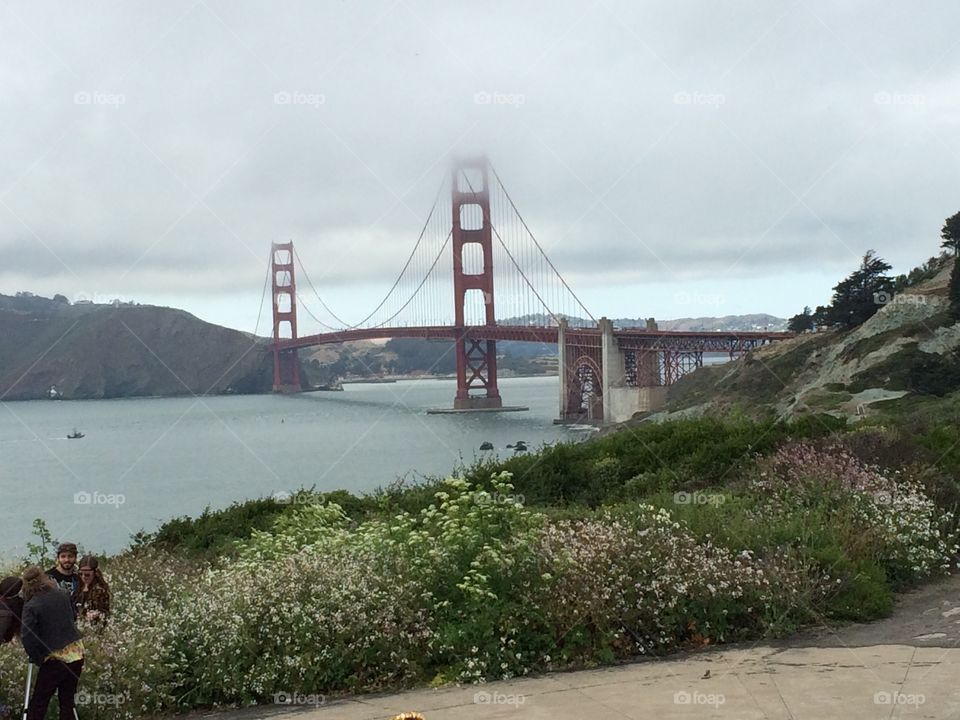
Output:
[[265, 158, 790, 423]]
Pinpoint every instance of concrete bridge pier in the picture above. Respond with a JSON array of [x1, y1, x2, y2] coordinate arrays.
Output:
[[599, 317, 668, 424], [557, 317, 568, 418]]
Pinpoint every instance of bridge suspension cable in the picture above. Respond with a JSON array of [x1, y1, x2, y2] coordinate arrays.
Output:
[[280, 159, 596, 336], [291, 177, 451, 332], [456, 165, 597, 327], [293, 245, 352, 330], [490, 165, 597, 325], [253, 251, 272, 337]]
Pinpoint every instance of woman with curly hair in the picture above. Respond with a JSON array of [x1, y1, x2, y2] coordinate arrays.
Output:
[[20, 565, 84, 720], [74, 555, 111, 626]]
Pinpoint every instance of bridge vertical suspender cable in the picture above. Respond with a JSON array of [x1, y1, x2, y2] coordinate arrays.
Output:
[[292, 178, 447, 331], [489, 164, 597, 325], [460, 163, 596, 327]]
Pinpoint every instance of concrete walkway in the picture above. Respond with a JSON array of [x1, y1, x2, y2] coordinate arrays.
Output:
[[190, 575, 960, 720]]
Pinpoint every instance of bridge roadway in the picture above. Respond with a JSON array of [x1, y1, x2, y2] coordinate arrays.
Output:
[[274, 325, 793, 353]]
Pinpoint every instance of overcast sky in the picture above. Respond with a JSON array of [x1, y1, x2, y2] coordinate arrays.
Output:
[[1, 1, 957, 332]]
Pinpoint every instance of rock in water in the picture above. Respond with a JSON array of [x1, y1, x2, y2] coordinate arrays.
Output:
[[479, 441, 494, 450]]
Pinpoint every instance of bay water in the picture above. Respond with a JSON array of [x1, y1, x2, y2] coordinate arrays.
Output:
[[0, 376, 594, 560]]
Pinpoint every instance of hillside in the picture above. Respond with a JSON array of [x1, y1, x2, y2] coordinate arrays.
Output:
[[0, 292, 796, 400], [661, 259, 960, 420], [0, 294, 275, 400], [500, 312, 786, 333], [620, 313, 786, 332]]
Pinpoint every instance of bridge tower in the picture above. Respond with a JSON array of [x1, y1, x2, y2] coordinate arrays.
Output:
[[451, 158, 502, 409], [271, 241, 301, 393]]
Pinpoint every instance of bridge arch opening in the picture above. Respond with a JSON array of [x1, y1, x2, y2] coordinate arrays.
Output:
[[569, 355, 603, 421]]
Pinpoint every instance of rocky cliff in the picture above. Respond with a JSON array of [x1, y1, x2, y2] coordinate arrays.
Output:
[[661, 259, 959, 421]]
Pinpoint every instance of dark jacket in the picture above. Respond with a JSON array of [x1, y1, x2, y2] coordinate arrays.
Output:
[[21, 589, 81, 665], [0, 596, 22, 643]]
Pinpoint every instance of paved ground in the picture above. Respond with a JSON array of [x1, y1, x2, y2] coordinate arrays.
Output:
[[189, 574, 960, 720]]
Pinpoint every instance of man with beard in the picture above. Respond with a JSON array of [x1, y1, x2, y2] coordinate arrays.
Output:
[[46, 542, 80, 597]]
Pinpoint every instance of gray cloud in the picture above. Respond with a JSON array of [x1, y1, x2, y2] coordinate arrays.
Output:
[[1, 1, 958, 327]]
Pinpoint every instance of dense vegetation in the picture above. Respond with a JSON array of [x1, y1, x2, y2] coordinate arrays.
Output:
[[788, 250, 895, 332], [4, 411, 957, 718], [142, 415, 847, 557], [788, 229, 953, 333]]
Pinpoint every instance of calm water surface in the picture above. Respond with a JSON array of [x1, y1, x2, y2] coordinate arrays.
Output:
[[0, 376, 593, 558]]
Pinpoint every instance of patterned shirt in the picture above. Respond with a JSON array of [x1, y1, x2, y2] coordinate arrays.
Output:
[[48, 639, 84, 664]]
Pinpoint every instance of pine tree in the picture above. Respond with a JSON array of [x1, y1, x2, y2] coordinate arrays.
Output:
[[950, 257, 960, 321], [825, 250, 893, 328], [941, 212, 960, 256], [787, 306, 814, 333]]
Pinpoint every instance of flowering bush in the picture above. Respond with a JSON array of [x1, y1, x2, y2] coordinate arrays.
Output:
[[0, 449, 955, 718], [527, 505, 826, 666], [755, 442, 957, 585]]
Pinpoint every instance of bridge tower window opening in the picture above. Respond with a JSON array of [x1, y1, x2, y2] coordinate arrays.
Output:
[[456, 168, 485, 194], [461, 243, 485, 275], [459, 203, 484, 231], [276, 319, 294, 340], [461, 288, 488, 325]]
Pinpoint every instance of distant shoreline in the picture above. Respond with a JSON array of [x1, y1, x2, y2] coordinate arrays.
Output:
[[3, 372, 562, 402]]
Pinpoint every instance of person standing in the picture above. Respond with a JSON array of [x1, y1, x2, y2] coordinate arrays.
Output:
[[46, 542, 80, 598], [0, 576, 23, 643], [74, 555, 111, 626], [20, 566, 84, 720]]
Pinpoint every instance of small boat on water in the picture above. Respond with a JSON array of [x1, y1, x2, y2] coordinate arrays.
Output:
[[67, 429, 85, 439]]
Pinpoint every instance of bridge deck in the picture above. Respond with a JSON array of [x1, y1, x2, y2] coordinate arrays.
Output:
[[274, 325, 793, 353]]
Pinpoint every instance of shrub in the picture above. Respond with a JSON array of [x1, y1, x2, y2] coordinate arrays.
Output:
[[754, 442, 957, 599]]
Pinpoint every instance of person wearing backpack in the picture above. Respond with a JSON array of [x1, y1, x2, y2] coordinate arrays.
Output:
[[20, 566, 84, 720]]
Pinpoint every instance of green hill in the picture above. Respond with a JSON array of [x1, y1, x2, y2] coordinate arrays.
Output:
[[662, 258, 959, 421], [0, 294, 274, 400]]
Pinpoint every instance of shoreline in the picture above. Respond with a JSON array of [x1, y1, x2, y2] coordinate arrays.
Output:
[[4, 373, 562, 402]]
